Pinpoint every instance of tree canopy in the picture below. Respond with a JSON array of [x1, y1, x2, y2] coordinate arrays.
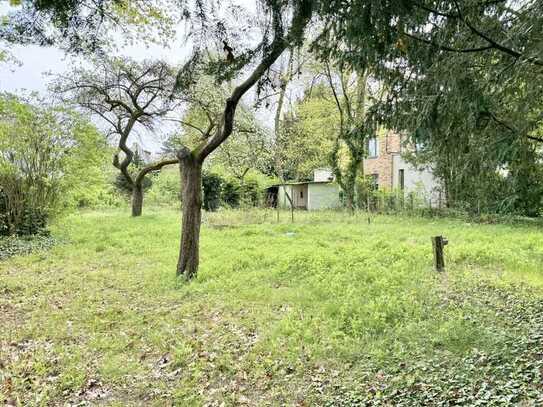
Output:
[[0, 0, 181, 53], [53, 56, 181, 216]]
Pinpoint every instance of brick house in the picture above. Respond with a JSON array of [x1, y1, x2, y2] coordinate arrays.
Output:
[[363, 131, 442, 205], [267, 132, 442, 210]]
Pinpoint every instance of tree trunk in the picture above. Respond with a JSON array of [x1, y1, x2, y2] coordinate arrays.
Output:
[[131, 183, 144, 217], [285, 189, 294, 223], [177, 154, 203, 280], [345, 194, 354, 213]]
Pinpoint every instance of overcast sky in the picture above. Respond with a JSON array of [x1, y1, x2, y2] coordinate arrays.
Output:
[[0, 2, 192, 152], [0, 0, 282, 153], [0, 42, 193, 152], [0, 1, 196, 90]]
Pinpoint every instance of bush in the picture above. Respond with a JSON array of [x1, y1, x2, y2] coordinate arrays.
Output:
[[221, 179, 240, 208], [0, 95, 109, 235], [0, 173, 49, 237], [239, 178, 260, 207], [202, 171, 269, 210], [114, 172, 153, 196], [137, 167, 271, 211], [202, 172, 223, 211], [16, 208, 49, 236], [113, 150, 154, 197]]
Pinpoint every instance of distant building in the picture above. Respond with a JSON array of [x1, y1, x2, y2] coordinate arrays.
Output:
[[267, 168, 341, 210], [364, 131, 442, 205], [267, 132, 442, 210]]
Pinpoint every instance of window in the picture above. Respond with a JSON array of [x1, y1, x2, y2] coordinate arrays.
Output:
[[398, 169, 405, 190], [370, 174, 379, 191], [367, 137, 379, 158], [300, 190, 303, 198]]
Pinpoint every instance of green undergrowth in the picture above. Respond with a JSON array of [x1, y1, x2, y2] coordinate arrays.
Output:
[[0, 234, 57, 261], [1, 208, 542, 405]]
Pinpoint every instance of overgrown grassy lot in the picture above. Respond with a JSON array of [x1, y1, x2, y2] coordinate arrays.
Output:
[[1, 209, 543, 406]]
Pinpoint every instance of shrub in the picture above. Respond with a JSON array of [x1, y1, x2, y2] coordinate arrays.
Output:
[[221, 179, 240, 208], [0, 170, 51, 237], [202, 172, 223, 211], [203, 172, 268, 210], [114, 172, 153, 196], [0, 94, 108, 235], [143, 167, 270, 211], [239, 178, 261, 207], [113, 150, 154, 197]]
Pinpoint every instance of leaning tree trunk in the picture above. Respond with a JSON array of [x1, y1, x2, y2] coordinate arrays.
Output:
[[177, 154, 203, 280], [131, 183, 144, 217]]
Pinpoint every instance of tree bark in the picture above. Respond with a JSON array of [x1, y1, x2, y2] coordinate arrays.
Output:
[[177, 152, 203, 280], [131, 158, 178, 217], [345, 193, 354, 213], [131, 183, 144, 217], [173, 0, 313, 279]]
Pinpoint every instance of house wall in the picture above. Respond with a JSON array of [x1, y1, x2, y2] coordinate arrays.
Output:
[[392, 155, 443, 205], [307, 183, 341, 210], [362, 132, 443, 206], [363, 131, 402, 189]]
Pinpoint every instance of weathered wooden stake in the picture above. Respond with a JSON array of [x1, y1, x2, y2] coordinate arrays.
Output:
[[431, 235, 448, 272]]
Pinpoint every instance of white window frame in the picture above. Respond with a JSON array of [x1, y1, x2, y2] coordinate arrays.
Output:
[[368, 137, 379, 158]]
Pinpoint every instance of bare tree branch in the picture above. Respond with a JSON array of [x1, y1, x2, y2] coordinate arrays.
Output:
[[196, 0, 313, 160]]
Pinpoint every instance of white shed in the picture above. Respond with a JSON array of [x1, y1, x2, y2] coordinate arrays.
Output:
[[275, 182, 340, 210], [267, 169, 340, 210]]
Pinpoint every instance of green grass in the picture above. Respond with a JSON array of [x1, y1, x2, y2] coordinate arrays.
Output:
[[1, 208, 543, 405]]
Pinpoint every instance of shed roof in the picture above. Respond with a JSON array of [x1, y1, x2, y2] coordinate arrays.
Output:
[[268, 180, 335, 187]]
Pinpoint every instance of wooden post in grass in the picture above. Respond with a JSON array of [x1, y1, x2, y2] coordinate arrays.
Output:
[[366, 195, 371, 224], [431, 235, 448, 272]]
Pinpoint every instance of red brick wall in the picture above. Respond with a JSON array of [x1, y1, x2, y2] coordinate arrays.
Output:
[[362, 131, 402, 190]]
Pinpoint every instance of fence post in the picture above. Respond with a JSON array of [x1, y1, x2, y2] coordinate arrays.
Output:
[[431, 235, 448, 272]]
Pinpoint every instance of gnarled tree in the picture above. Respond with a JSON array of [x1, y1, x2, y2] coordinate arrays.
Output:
[[173, 0, 313, 280], [53, 56, 179, 216]]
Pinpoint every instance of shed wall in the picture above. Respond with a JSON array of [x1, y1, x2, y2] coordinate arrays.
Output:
[[307, 183, 341, 210], [277, 185, 308, 209]]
